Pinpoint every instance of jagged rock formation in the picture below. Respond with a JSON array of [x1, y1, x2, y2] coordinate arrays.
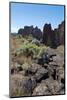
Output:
[[42, 23, 57, 48], [18, 21, 64, 48], [42, 23, 52, 45], [42, 21, 64, 48], [54, 21, 64, 46], [18, 26, 42, 40]]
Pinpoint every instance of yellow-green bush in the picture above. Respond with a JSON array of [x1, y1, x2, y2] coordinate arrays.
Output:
[[16, 41, 47, 59]]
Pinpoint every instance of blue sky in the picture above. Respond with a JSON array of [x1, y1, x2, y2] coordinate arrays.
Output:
[[11, 2, 64, 33]]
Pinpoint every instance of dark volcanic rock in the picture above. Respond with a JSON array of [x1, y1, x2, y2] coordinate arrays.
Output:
[[28, 63, 41, 74], [42, 23, 57, 48], [42, 21, 64, 48], [54, 21, 65, 45], [37, 52, 56, 66], [27, 63, 49, 82], [35, 67, 49, 82], [32, 82, 51, 96], [44, 78, 64, 95], [18, 26, 33, 36], [32, 26, 42, 40], [18, 26, 42, 40], [18, 21, 64, 48], [42, 23, 52, 45], [54, 21, 64, 46], [32, 78, 64, 96]]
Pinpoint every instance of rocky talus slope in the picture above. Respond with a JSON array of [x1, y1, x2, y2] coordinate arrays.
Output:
[[10, 46, 65, 97]]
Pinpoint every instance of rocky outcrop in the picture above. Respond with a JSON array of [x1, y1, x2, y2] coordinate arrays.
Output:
[[32, 81, 51, 96], [42, 21, 64, 48], [42, 23, 52, 45], [54, 21, 64, 45], [32, 26, 42, 40], [42, 23, 57, 48], [34, 67, 48, 82], [18, 26, 42, 40], [32, 78, 64, 96], [17, 21, 64, 48]]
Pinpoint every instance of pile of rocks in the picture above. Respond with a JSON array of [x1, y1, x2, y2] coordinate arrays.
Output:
[[10, 51, 65, 97]]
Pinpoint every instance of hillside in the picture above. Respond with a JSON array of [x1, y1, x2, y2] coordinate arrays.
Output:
[[10, 32, 65, 97]]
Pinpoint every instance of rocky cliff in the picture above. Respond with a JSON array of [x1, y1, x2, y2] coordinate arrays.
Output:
[[17, 21, 64, 48], [42, 21, 64, 48]]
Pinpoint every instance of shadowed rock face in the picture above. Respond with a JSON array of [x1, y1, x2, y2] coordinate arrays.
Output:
[[54, 21, 65, 45], [32, 26, 42, 40], [42, 21, 64, 48], [42, 23, 57, 48], [42, 23, 52, 45], [18, 26, 33, 35], [18, 26, 42, 40]]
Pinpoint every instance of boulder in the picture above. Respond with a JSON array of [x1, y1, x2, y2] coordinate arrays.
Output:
[[32, 82, 51, 96], [43, 78, 64, 95], [28, 63, 41, 74], [35, 67, 49, 82]]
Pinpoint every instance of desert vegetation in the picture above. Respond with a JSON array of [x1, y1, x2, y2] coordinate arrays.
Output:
[[10, 21, 65, 97]]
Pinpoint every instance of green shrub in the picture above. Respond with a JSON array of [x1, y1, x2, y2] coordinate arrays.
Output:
[[14, 35, 48, 60], [17, 43, 40, 57], [37, 46, 47, 58], [16, 42, 48, 59], [22, 63, 31, 71]]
